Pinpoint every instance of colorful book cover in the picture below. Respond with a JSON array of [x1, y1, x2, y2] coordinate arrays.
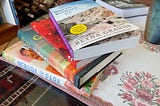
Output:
[[30, 18, 75, 65], [49, 0, 139, 60], [17, 26, 77, 83], [0, 59, 86, 106], [2, 41, 103, 98]]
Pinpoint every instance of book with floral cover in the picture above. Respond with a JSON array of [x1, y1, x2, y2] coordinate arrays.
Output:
[[49, 0, 140, 60], [2, 41, 103, 98]]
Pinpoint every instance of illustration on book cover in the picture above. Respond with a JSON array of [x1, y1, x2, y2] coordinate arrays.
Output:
[[50, 0, 138, 51], [58, 6, 137, 50]]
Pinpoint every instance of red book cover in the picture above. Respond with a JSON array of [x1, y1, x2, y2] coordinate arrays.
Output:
[[30, 18, 75, 66]]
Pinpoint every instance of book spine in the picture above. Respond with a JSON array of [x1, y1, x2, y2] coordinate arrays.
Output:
[[49, 12, 74, 57], [17, 26, 77, 83]]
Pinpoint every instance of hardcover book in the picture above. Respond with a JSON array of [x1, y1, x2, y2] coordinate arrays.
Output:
[[49, 0, 140, 60], [17, 26, 121, 88], [2, 41, 103, 98], [96, 0, 149, 18]]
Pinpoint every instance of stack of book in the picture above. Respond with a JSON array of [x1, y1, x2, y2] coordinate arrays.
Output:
[[2, 0, 141, 99]]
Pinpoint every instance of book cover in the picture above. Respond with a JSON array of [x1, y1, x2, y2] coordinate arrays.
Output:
[[96, 0, 149, 18], [0, 59, 86, 106], [2, 41, 103, 98], [49, 0, 140, 60], [30, 18, 75, 65]]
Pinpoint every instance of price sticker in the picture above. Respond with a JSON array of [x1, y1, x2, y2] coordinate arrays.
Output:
[[70, 24, 87, 35]]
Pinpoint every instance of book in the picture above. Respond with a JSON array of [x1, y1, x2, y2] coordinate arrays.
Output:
[[30, 18, 75, 65], [96, 0, 149, 18], [18, 25, 122, 88], [0, 59, 86, 106], [2, 41, 103, 98], [49, 0, 140, 60]]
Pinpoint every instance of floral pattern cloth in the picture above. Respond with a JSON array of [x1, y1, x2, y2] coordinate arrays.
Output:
[[118, 71, 160, 106], [92, 44, 160, 106]]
